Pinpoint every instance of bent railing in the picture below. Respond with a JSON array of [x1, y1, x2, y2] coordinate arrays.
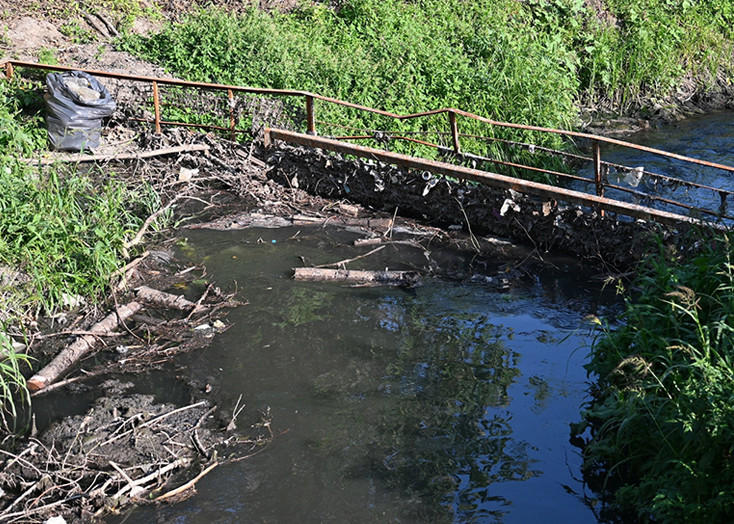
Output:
[[4, 59, 733, 227]]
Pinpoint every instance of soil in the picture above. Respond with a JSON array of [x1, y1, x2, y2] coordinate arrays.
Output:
[[0, 3, 728, 522]]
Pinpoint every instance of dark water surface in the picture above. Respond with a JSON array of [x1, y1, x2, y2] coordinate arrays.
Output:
[[105, 111, 734, 523], [107, 225, 616, 524]]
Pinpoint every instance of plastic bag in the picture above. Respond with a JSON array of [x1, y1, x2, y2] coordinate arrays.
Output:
[[45, 71, 116, 152]]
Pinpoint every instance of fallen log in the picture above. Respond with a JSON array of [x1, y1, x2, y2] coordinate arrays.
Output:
[[27, 301, 143, 392], [135, 286, 208, 315], [293, 268, 420, 286], [22, 144, 211, 165]]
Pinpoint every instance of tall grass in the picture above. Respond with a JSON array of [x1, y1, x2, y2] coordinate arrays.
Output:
[[120, 0, 734, 126], [119, 0, 579, 177], [576, 232, 734, 522], [0, 80, 160, 427]]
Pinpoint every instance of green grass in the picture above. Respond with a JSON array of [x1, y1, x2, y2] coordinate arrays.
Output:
[[116, 0, 734, 180], [118, 0, 581, 180], [0, 78, 163, 428], [575, 232, 734, 522]]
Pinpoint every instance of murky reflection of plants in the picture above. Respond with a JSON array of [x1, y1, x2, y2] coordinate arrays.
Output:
[[310, 289, 538, 522]]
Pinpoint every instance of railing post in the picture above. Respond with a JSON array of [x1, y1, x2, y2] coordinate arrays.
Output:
[[306, 95, 316, 135], [152, 81, 162, 135], [228, 89, 236, 141], [593, 140, 603, 197], [448, 110, 460, 154], [4, 62, 13, 80], [593, 139, 605, 217]]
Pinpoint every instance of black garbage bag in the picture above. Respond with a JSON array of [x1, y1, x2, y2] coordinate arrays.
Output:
[[45, 71, 116, 152]]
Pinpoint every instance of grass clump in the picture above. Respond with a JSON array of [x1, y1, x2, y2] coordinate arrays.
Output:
[[575, 232, 734, 522], [0, 79, 157, 427]]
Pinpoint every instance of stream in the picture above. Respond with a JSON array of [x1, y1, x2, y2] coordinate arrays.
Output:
[[98, 110, 730, 523]]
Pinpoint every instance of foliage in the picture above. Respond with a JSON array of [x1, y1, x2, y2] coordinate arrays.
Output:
[[118, 0, 580, 178], [0, 166, 149, 313], [575, 232, 734, 522], [119, 0, 734, 129], [0, 331, 32, 433]]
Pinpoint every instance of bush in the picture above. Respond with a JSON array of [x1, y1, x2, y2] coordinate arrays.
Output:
[[576, 232, 734, 522]]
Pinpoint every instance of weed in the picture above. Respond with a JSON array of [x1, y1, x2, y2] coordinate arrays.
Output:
[[577, 232, 734, 522], [37, 47, 59, 65], [60, 19, 95, 44], [0, 330, 32, 433]]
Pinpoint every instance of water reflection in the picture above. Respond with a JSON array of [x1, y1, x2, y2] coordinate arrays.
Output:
[[110, 227, 606, 524]]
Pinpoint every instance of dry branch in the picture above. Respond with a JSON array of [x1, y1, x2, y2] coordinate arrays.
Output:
[[293, 268, 420, 286], [82, 11, 111, 38], [314, 245, 385, 268], [27, 301, 143, 392], [136, 285, 208, 315], [154, 461, 219, 502], [23, 144, 211, 165]]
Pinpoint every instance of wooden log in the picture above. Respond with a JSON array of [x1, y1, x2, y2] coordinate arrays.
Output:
[[22, 144, 211, 165], [293, 268, 420, 286], [82, 12, 111, 38], [27, 301, 143, 392], [135, 286, 208, 314]]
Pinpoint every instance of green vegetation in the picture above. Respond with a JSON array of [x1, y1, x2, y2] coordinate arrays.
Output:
[[0, 79, 160, 425], [575, 232, 734, 523], [0, 332, 32, 432], [118, 0, 733, 161]]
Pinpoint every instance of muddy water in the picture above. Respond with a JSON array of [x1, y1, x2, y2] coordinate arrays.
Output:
[[107, 225, 618, 524]]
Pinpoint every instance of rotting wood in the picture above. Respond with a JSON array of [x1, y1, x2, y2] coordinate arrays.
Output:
[[94, 12, 119, 37], [354, 237, 382, 246], [294, 267, 420, 286], [27, 301, 143, 392], [136, 285, 209, 315], [154, 461, 219, 502], [82, 12, 111, 38], [22, 144, 211, 165]]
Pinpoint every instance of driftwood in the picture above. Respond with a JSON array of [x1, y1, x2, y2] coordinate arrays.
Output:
[[136, 285, 208, 315], [94, 12, 119, 37], [23, 144, 211, 165], [27, 301, 143, 392], [293, 268, 420, 286], [82, 11, 111, 38]]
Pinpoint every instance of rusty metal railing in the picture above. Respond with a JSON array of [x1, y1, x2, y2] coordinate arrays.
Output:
[[4, 59, 734, 226]]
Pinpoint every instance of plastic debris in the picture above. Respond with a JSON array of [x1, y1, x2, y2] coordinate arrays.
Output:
[[623, 166, 644, 188], [45, 71, 116, 151], [500, 198, 521, 216]]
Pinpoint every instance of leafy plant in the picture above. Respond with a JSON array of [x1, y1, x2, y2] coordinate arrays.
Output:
[[0, 330, 33, 433], [576, 232, 734, 522]]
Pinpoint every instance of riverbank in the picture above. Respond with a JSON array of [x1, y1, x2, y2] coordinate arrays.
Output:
[[1, 1, 733, 521]]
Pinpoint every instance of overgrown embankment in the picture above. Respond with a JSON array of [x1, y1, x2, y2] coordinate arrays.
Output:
[[118, 0, 734, 132], [575, 235, 734, 523]]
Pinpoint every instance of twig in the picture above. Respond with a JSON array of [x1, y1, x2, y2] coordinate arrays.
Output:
[[112, 251, 150, 290], [101, 458, 191, 512], [226, 394, 246, 432], [153, 461, 219, 502], [124, 197, 182, 256], [185, 283, 214, 321], [140, 401, 209, 429], [387, 206, 399, 240], [23, 144, 211, 165], [455, 197, 481, 252], [313, 245, 385, 269]]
